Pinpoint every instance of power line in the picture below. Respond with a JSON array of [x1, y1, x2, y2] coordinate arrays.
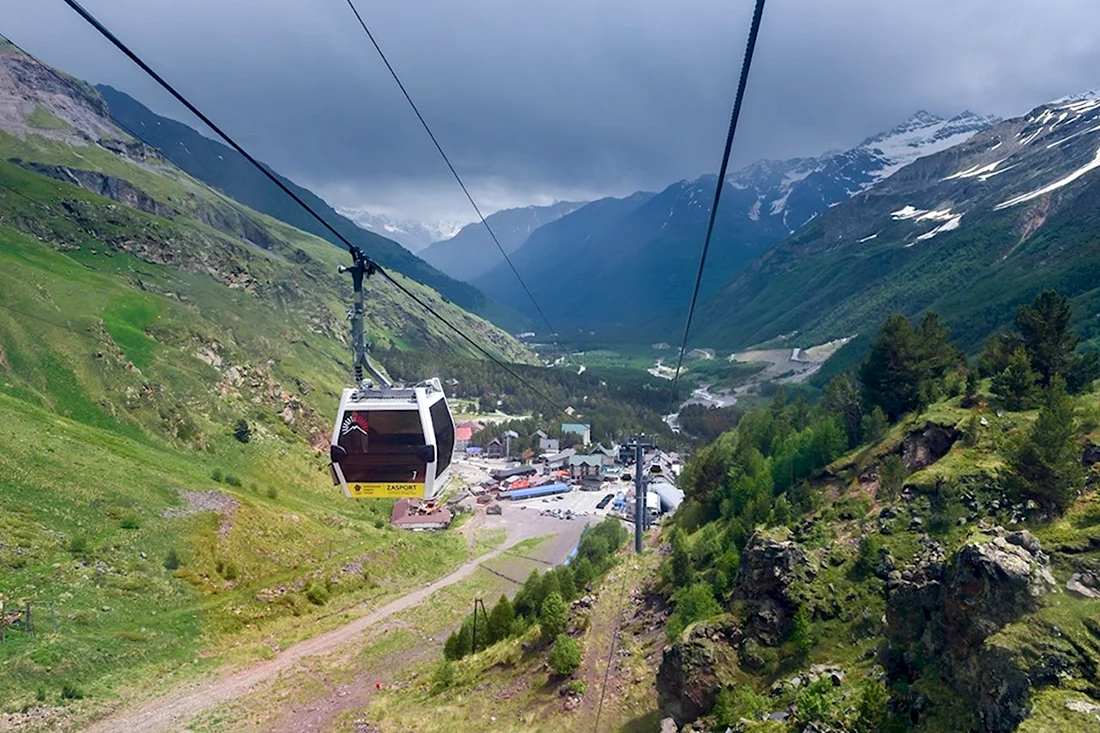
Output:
[[592, 569, 628, 732], [342, 0, 559, 343], [32, 3, 574, 419], [668, 0, 769, 407]]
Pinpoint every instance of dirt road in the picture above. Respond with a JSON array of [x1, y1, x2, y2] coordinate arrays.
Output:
[[86, 504, 593, 733], [86, 541, 521, 733]]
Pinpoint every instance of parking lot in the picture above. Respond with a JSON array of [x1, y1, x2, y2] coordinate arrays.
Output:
[[510, 486, 618, 519]]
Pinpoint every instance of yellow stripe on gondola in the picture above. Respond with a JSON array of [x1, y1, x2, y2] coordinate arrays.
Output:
[[347, 482, 425, 498]]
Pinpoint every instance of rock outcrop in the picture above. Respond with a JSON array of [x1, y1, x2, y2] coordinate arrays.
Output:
[[885, 528, 1071, 731], [900, 422, 961, 472], [737, 531, 815, 645], [656, 616, 741, 724]]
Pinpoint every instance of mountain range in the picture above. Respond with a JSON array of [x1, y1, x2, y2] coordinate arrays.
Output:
[[460, 110, 998, 331], [334, 207, 464, 253], [692, 92, 1100, 352], [419, 200, 587, 283]]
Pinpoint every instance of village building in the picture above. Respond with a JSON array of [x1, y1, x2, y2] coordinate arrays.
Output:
[[568, 454, 604, 481], [390, 498, 452, 530], [561, 422, 592, 445]]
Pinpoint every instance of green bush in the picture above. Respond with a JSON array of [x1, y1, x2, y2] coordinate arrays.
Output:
[[852, 678, 890, 733], [790, 603, 815, 656], [211, 469, 223, 482], [266, 486, 278, 500], [373, 518, 385, 529], [60, 683, 84, 700], [667, 582, 721, 640], [539, 592, 568, 642], [430, 660, 455, 694], [163, 549, 181, 570], [796, 678, 837, 725], [233, 418, 252, 443], [119, 514, 140, 530], [68, 535, 88, 555], [305, 582, 329, 606], [547, 634, 582, 676], [224, 474, 242, 487], [564, 679, 587, 696], [35, 687, 46, 702]]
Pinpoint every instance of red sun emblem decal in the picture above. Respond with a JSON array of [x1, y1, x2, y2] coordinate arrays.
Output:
[[341, 412, 370, 436]]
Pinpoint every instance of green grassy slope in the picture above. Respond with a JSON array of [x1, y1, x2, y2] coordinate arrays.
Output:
[[0, 45, 535, 723]]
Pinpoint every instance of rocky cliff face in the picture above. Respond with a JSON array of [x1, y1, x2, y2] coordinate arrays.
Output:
[[737, 531, 816, 646], [885, 528, 1085, 731]]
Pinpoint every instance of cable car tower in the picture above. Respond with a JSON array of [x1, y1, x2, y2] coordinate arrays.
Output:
[[329, 248, 456, 500]]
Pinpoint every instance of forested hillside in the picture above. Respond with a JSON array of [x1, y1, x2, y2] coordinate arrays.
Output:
[[653, 291, 1100, 731]]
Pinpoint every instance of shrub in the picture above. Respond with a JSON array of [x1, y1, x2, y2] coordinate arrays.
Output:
[[564, 679, 587, 696], [539, 592, 569, 642], [796, 678, 837, 725], [119, 514, 140, 530], [430, 660, 455, 694], [877, 455, 908, 500], [667, 582, 721, 641], [373, 518, 385, 530], [163, 549, 181, 570], [60, 683, 84, 700], [266, 486, 278, 500], [790, 603, 815, 656], [222, 562, 239, 581], [547, 634, 581, 676], [855, 534, 883, 579], [305, 582, 329, 606], [233, 418, 252, 444], [68, 535, 88, 555], [211, 469, 223, 482], [36, 687, 46, 702], [224, 474, 242, 487], [852, 678, 890, 733]]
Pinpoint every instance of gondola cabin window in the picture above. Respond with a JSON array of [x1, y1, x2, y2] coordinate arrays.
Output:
[[430, 399, 455, 477], [337, 409, 428, 484]]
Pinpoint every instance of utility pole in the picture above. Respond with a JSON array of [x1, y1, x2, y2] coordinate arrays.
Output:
[[634, 435, 644, 553]]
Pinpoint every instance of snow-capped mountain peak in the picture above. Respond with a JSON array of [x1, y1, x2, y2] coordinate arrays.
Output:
[[335, 207, 466, 253]]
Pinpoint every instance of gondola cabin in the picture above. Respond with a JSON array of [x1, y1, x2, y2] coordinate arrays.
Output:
[[329, 378, 455, 500]]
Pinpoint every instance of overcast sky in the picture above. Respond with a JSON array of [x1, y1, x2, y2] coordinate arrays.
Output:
[[5, 0, 1100, 223]]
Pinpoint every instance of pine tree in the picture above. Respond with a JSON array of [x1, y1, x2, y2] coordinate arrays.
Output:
[[487, 595, 515, 644], [860, 315, 927, 421], [571, 556, 594, 590], [539, 592, 569, 642], [991, 347, 1038, 411], [824, 373, 864, 447], [1007, 375, 1085, 515], [556, 567, 576, 601], [860, 407, 888, 445], [669, 533, 694, 589], [979, 331, 1024, 377], [878, 455, 908, 500], [1015, 290, 1077, 386], [1067, 351, 1100, 394]]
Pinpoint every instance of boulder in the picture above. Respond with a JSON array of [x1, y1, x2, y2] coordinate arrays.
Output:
[[656, 617, 741, 724], [943, 530, 1055, 650], [1083, 440, 1100, 466], [1066, 572, 1100, 599], [737, 531, 814, 645], [659, 717, 678, 733]]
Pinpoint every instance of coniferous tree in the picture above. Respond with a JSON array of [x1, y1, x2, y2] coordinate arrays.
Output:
[[991, 348, 1039, 411], [539, 592, 569, 642], [487, 595, 515, 644], [860, 407, 888, 446], [824, 373, 864, 448], [1006, 375, 1085, 515], [1015, 290, 1077, 386], [979, 331, 1024, 377]]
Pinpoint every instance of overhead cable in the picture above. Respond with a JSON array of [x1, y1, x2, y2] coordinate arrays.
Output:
[[343, 0, 560, 342], [668, 0, 769, 407], [47, 1, 572, 417]]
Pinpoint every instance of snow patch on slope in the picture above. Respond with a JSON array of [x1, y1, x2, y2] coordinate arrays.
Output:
[[995, 145, 1100, 210]]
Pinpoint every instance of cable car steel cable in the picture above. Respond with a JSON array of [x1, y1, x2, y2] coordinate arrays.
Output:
[[56, 0, 574, 500], [668, 0, 769, 408], [342, 0, 560, 344]]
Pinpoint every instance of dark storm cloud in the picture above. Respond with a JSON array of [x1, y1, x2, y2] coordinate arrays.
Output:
[[6, 0, 1100, 220]]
